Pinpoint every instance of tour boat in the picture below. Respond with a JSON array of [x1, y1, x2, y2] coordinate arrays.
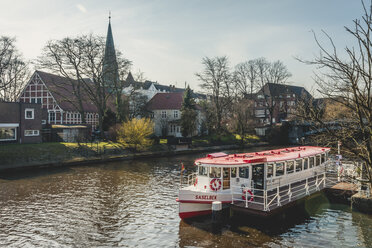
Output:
[[177, 146, 330, 219]]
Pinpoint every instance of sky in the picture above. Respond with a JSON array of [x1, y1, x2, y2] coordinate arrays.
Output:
[[0, 0, 366, 95]]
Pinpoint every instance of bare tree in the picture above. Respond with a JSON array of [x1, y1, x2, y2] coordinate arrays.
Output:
[[39, 34, 131, 132], [231, 99, 256, 145], [114, 53, 132, 122], [255, 58, 292, 126], [234, 60, 259, 98], [196, 56, 234, 133], [298, 1, 372, 188], [0, 36, 29, 102], [133, 69, 147, 82], [38, 37, 91, 123]]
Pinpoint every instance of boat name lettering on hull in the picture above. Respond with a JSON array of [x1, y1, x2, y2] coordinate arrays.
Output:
[[195, 195, 217, 200]]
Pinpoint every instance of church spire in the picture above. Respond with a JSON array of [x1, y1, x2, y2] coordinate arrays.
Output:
[[103, 13, 119, 91]]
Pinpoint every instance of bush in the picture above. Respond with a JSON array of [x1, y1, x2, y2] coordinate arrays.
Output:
[[117, 118, 154, 151]]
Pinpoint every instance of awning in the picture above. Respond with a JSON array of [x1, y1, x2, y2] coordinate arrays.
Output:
[[0, 123, 19, 127], [51, 124, 88, 129]]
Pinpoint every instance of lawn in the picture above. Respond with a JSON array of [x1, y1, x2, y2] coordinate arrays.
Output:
[[0, 141, 123, 166], [192, 133, 260, 147]]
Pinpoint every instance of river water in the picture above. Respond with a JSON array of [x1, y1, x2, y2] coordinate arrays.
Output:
[[0, 147, 371, 247]]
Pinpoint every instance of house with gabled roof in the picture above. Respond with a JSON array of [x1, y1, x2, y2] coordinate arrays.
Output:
[[146, 92, 205, 137], [122, 72, 207, 102], [253, 83, 312, 134], [18, 70, 99, 130]]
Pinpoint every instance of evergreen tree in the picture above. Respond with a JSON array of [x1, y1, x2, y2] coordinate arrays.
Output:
[[180, 86, 197, 137]]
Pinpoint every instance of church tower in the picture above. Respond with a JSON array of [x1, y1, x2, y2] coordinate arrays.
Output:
[[102, 14, 119, 91]]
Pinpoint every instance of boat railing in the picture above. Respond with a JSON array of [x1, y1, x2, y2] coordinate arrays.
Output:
[[184, 172, 197, 186], [232, 172, 332, 212]]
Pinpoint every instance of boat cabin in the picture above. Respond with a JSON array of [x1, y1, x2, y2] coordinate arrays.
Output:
[[193, 147, 330, 192]]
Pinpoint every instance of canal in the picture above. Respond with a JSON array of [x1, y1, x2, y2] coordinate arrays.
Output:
[[0, 147, 371, 247]]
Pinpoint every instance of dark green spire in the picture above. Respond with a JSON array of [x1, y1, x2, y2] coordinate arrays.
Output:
[[103, 14, 119, 91]]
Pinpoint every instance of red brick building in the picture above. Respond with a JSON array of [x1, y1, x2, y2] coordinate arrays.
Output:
[[0, 102, 43, 143]]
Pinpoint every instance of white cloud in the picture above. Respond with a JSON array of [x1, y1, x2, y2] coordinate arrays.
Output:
[[76, 4, 87, 13]]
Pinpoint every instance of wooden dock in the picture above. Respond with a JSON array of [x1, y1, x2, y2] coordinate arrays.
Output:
[[324, 182, 358, 203]]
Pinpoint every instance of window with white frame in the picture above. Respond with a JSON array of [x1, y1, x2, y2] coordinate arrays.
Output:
[[49, 112, 56, 122], [0, 127, 17, 141], [25, 108, 34, 119], [174, 110, 179, 118], [176, 126, 180, 133], [161, 110, 167, 119], [24, 130, 39, 136]]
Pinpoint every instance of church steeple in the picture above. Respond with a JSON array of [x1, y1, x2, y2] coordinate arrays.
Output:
[[103, 13, 119, 91]]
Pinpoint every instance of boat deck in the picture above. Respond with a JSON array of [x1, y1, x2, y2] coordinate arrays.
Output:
[[231, 174, 338, 217]]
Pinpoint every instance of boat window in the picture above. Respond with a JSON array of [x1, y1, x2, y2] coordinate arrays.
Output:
[[321, 153, 325, 164], [198, 166, 208, 176], [267, 163, 274, 178], [239, 167, 249, 179], [275, 162, 284, 176], [287, 161, 294, 174], [309, 157, 315, 168], [316, 155, 321, 166], [210, 167, 221, 178], [303, 158, 309, 170], [295, 159, 303, 172], [231, 167, 237, 178]]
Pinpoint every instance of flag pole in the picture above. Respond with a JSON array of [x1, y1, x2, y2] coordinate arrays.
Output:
[[180, 162, 184, 186]]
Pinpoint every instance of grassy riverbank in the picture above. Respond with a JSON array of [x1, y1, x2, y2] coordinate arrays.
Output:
[[0, 134, 262, 170]]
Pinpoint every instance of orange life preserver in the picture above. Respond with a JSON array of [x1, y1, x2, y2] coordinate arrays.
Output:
[[209, 178, 222, 191], [242, 189, 254, 202], [194, 177, 198, 186]]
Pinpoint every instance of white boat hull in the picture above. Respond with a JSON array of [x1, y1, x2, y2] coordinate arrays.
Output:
[[177, 187, 232, 219]]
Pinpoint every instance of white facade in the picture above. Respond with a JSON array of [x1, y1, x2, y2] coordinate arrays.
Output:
[[122, 82, 168, 101], [152, 109, 182, 137]]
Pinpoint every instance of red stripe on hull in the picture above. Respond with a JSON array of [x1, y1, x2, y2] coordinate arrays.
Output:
[[178, 200, 231, 204], [179, 210, 212, 219]]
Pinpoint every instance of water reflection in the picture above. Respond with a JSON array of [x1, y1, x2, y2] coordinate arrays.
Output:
[[0, 148, 371, 247]]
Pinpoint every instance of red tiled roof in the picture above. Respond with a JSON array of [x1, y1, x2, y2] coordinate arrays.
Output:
[[146, 92, 184, 110], [36, 70, 98, 113]]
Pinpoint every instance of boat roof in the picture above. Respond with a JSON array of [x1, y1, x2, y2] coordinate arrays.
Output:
[[195, 146, 330, 166]]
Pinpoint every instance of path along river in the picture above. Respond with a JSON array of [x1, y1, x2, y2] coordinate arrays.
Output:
[[0, 146, 371, 247]]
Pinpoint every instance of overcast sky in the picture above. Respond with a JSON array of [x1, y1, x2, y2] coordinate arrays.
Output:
[[0, 0, 365, 95]]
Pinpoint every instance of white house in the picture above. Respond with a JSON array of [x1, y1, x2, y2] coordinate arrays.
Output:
[[146, 92, 205, 137]]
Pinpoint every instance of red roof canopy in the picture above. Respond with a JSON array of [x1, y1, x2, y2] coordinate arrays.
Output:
[[195, 146, 330, 165]]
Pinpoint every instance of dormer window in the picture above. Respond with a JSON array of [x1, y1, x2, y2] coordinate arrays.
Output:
[[25, 108, 34, 119]]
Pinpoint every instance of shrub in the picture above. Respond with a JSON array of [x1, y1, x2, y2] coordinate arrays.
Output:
[[117, 118, 154, 151]]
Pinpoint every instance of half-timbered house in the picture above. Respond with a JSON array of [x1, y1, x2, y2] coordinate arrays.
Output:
[[18, 70, 99, 130]]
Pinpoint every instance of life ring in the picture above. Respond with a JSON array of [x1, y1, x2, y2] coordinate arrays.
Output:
[[242, 189, 254, 202], [194, 177, 198, 186], [209, 178, 222, 191]]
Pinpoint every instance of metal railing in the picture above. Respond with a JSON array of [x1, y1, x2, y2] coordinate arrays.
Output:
[[232, 172, 333, 212], [184, 172, 197, 186]]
